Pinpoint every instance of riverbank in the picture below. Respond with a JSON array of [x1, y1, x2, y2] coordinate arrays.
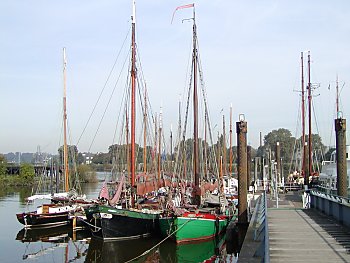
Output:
[[0, 175, 34, 186]]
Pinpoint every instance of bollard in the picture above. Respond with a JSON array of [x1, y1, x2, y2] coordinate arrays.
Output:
[[236, 117, 248, 224], [335, 118, 347, 197]]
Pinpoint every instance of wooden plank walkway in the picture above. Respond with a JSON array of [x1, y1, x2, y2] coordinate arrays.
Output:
[[268, 193, 350, 263]]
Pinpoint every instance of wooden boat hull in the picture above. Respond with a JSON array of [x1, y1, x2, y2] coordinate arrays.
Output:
[[16, 211, 70, 228], [84, 205, 159, 241], [159, 212, 229, 244]]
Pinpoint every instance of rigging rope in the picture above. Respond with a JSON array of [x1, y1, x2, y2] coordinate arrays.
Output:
[[76, 28, 130, 147], [312, 101, 325, 166], [88, 46, 131, 153], [288, 95, 302, 176]]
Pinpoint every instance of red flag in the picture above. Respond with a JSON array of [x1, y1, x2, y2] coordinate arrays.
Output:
[[99, 182, 109, 200], [171, 3, 194, 24], [110, 175, 125, 205]]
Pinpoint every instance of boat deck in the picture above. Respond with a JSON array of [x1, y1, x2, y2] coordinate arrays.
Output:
[[268, 192, 350, 263]]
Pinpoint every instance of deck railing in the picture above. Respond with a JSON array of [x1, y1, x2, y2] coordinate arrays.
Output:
[[238, 191, 269, 263], [311, 190, 350, 228]]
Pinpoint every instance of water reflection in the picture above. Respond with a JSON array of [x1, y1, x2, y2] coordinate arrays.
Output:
[[85, 237, 161, 263], [85, 234, 237, 263], [15, 227, 237, 263], [0, 185, 32, 204], [15, 226, 89, 262], [16, 226, 90, 243], [7, 177, 238, 263]]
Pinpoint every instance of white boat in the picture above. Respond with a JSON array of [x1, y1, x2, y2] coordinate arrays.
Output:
[[318, 145, 350, 192]]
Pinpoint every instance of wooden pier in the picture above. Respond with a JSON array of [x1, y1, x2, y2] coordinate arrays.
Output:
[[268, 192, 350, 263]]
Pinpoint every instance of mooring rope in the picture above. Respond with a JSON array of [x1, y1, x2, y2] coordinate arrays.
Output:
[[124, 217, 197, 263], [79, 218, 101, 232]]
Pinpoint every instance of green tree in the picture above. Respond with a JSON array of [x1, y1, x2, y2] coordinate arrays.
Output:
[[19, 163, 35, 181], [256, 128, 295, 177], [92, 152, 110, 165], [258, 128, 295, 162], [0, 154, 7, 176], [77, 164, 97, 183], [324, 147, 336, 161]]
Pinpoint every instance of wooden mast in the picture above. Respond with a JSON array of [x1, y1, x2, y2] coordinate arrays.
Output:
[[126, 104, 130, 182], [130, 0, 136, 206], [154, 114, 158, 173], [63, 47, 69, 192], [170, 124, 173, 167], [192, 6, 200, 206], [223, 114, 227, 175], [307, 51, 312, 187], [301, 52, 306, 183], [158, 108, 162, 186]]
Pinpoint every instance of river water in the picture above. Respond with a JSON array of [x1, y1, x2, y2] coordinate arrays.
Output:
[[0, 172, 238, 263]]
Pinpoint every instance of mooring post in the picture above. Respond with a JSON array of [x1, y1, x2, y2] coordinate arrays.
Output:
[[236, 116, 248, 224], [275, 142, 280, 208], [276, 142, 281, 186], [254, 157, 259, 188], [335, 118, 347, 197], [262, 157, 265, 190]]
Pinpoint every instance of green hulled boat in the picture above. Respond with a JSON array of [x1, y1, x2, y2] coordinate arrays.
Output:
[[83, 0, 163, 241], [158, 3, 237, 244], [159, 211, 231, 243], [84, 204, 160, 240]]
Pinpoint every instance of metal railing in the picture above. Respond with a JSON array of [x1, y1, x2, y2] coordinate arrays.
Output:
[[238, 191, 269, 263], [311, 190, 350, 228]]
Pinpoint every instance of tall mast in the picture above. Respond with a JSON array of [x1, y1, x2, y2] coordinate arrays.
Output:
[[154, 114, 158, 173], [170, 124, 173, 164], [143, 84, 147, 173], [131, 2, 136, 177], [192, 7, 200, 206], [63, 47, 69, 192], [130, 0, 136, 206], [307, 51, 312, 187], [301, 52, 306, 182], [126, 104, 130, 182], [223, 114, 227, 175], [158, 108, 162, 185], [229, 104, 233, 176]]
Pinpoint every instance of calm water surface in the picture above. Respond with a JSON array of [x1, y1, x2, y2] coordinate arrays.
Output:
[[0, 172, 238, 263]]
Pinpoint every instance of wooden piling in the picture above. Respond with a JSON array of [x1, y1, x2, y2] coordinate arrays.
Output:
[[335, 118, 347, 197], [236, 119, 248, 224]]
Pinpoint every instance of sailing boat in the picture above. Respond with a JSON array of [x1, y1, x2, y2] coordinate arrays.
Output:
[[158, 4, 234, 244], [16, 48, 84, 228], [83, 0, 160, 240]]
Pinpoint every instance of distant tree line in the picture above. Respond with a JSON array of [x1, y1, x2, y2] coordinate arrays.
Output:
[[1, 127, 334, 184]]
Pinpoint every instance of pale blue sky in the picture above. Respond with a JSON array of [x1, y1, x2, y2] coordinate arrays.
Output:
[[1, 0, 350, 154]]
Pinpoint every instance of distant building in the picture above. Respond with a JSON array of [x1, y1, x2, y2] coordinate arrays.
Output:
[[81, 152, 94, 165]]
